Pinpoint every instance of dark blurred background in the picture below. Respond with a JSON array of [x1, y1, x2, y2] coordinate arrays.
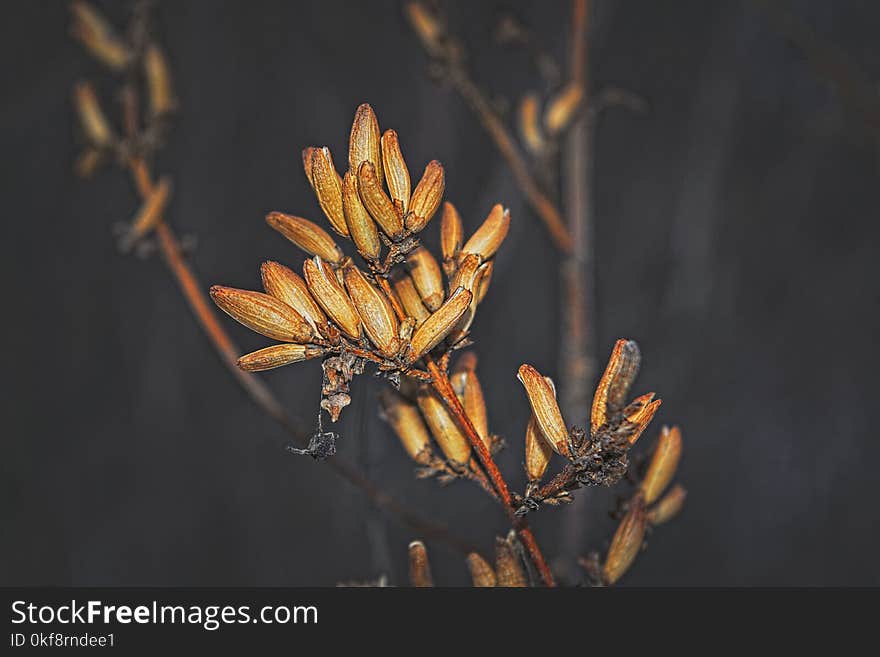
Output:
[[3, 0, 879, 586]]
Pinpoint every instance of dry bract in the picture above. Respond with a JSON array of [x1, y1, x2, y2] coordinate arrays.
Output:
[[406, 246, 445, 311], [303, 257, 362, 340], [408, 287, 472, 361], [640, 425, 682, 504], [406, 160, 445, 232], [381, 129, 411, 213], [462, 203, 510, 260], [379, 389, 433, 465], [266, 212, 344, 264], [210, 286, 313, 343], [238, 343, 323, 372], [417, 387, 471, 465], [517, 365, 570, 456], [466, 553, 497, 587], [308, 147, 349, 237]]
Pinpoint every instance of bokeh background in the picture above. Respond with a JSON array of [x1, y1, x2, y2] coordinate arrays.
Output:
[[4, 0, 879, 586]]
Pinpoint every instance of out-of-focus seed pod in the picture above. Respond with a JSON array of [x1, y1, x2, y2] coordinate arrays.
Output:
[[440, 201, 463, 275], [462, 204, 510, 261], [544, 81, 584, 136], [647, 484, 686, 525], [210, 286, 313, 343], [340, 171, 381, 262], [466, 553, 497, 587], [391, 271, 430, 327], [451, 368, 489, 449], [73, 81, 113, 148], [591, 339, 641, 433], [144, 44, 177, 116], [74, 149, 102, 178], [301, 147, 317, 188], [603, 497, 647, 585], [405, 2, 444, 56], [308, 147, 349, 237], [495, 535, 528, 587], [119, 176, 171, 251], [518, 92, 546, 154], [260, 261, 328, 337], [408, 287, 472, 361], [342, 264, 399, 357], [378, 388, 433, 465], [265, 212, 344, 264], [381, 129, 410, 213], [406, 160, 444, 232], [406, 246, 444, 311], [237, 343, 323, 372], [349, 103, 383, 188], [408, 541, 433, 587], [448, 253, 481, 295], [453, 351, 477, 374], [640, 426, 682, 504], [524, 415, 553, 482], [416, 387, 471, 465], [302, 257, 362, 339], [474, 261, 494, 304], [357, 161, 404, 239], [70, 2, 131, 71], [517, 365, 570, 457]]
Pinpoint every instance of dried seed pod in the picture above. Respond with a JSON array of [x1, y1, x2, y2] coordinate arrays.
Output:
[[349, 103, 383, 188], [391, 271, 430, 326], [474, 261, 494, 304], [466, 553, 497, 587], [603, 497, 647, 585], [416, 387, 471, 465], [309, 147, 349, 237], [74, 148, 102, 178], [378, 389, 433, 465], [450, 368, 489, 449], [462, 204, 510, 261], [237, 343, 324, 372], [544, 81, 584, 136], [381, 129, 410, 213], [302, 257, 362, 340], [144, 44, 177, 116], [260, 261, 328, 336], [448, 253, 481, 295], [524, 415, 553, 482], [647, 484, 687, 525], [452, 351, 478, 374], [266, 212, 344, 264], [73, 81, 113, 148], [440, 201, 463, 275], [408, 287, 473, 361], [357, 161, 404, 239], [341, 171, 381, 262], [70, 1, 131, 70], [495, 535, 528, 587], [408, 541, 433, 587], [342, 264, 399, 357], [406, 246, 444, 311], [119, 176, 171, 251], [406, 160, 444, 232], [210, 286, 313, 343], [517, 365, 570, 457], [518, 92, 546, 154], [301, 147, 317, 188], [591, 339, 641, 433], [640, 426, 682, 504], [626, 399, 662, 445]]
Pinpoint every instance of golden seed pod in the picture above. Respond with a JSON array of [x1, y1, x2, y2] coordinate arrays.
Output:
[[341, 171, 381, 262], [301, 147, 317, 188], [591, 338, 641, 433], [448, 253, 481, 295], [466, 553, 497, 587], [451, 369, 489, 449], [603, 498, 647, 585], [524, 415, 553, 482], [518, 92, 546, 155], [265, 212, 344, 264], [119, 176, 171, 251], [260, 261, 328, 336], [640, 426, 682, 504], [302, 257, 362, 340], [462, 204, 510, 261], [453, 351, 478, 373], [210, 286, 313, 343], [408, 540, 433, 587], [647, 484, 687, 525], [495, 535, 528, 587], [517, 365, 570, 457], [308, 147, 349, 237], [237, 343, 323, 372], [70, 2, 131, 71], [391, 271, 431, 327], [474, 261, 494, 305], [73, 81, 113, 148], [544, 81, 585, 136], [381, 129, 411, 213], [349, 103, 383, 188], [357, 161, 404, 239], [627, 399, 662, 445], [406, 246, 445, 311], [440, 201, 463, 274], [406, 160, 445, 232], [408, 287, 473, 361], [342, 264, 399, 357], [416, 387, 472, 465], [74, 148, 102, 178], [144, 44, 177, 116], [378, 388, 433, 465]]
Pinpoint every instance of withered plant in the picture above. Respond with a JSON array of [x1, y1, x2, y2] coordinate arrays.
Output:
[[70, 1, 687, 587]]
